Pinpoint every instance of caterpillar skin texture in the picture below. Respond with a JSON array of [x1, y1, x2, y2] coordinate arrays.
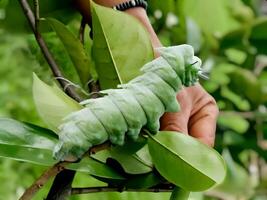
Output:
[[54, 44, 202, 161]]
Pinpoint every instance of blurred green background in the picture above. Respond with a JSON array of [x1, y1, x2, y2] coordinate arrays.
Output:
[[1, 0, 267, 199]]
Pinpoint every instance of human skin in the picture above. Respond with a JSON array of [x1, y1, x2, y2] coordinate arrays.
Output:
[[73, 0, 219, 147]]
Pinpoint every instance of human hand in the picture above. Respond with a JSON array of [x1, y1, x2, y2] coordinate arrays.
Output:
[[160, 84, 219, 147]]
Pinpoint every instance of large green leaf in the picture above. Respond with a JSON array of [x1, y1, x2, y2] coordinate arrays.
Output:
[[46, 18, 97, 86], [32, 73, 82, 132], [91, 3, 154, 89], [148, 131, 226, 191]]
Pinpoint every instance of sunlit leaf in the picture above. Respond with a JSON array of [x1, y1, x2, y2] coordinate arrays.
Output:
[[32, 73, 82, 132], [91, 2, 153, 89], [148, 131, 226, 191]]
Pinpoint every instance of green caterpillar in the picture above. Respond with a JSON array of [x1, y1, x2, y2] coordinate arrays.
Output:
[[53, 44, 202, 161]]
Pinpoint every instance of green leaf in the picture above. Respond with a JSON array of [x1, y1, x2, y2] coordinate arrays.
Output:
[[0, 118, 57, 149], [93, 146, 153, 175], [220, 28, 246, 50], [148, 131, 226, 191], [91, 2, 153, 89], [249, 17, 267, 54], [46, 18, 97, 85], [0, 143, 56, 166], [125, 172, 162, 189], [221, 86, 250, 111], [170, 187, 190, 200], [0, 118, 57, 165], [229, 68, 262, 105], [218, 112, 249, 134], [32, 73, 82, 132], [67, 157, 125, 180]]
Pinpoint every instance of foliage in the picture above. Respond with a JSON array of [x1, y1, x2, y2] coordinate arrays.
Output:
[[0, 0, 267, 199]]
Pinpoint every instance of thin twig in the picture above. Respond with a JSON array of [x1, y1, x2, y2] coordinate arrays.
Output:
[[33, 0, 39, 31], [18, 0, 82, 102], [71, 187, 173, 195], [19, 162, 68, 200]]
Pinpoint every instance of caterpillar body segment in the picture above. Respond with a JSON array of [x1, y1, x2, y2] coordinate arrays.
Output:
[[122, 83, 165, 133], [143, 64, 182, 91], [129, 72, 179, 112], [53, 45, 203, 161], [84, 97, 128, 145], [101, 89, 147, 140]]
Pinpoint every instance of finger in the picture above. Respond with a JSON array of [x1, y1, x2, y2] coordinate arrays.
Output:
[[188, 87, 219, 147], [160, 87, 192, 134]]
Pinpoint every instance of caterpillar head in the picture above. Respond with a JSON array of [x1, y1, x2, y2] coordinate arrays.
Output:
[[156, 44, 203, 87]]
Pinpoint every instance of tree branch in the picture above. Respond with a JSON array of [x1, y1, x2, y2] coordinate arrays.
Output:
[[19, 162, 68, 200], [18, 0, 82, 102]]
